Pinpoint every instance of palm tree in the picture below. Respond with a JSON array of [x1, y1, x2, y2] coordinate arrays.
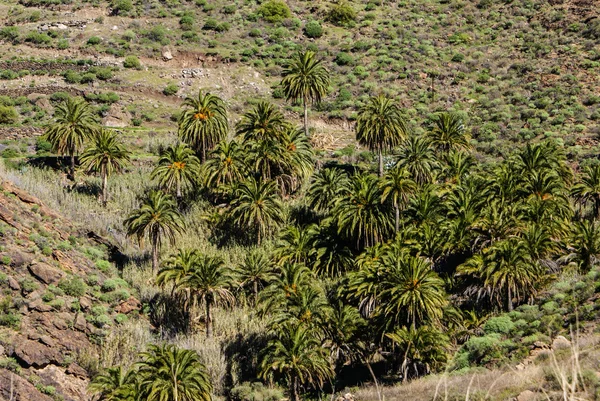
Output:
[[381, 165, 417, 232], [124, 190, 186, 272], [88, 366, 137, 401], [183, 254, 235, 337], [151, 143, 201, 200], [396, 135, 439, 185], [442, 150, 474, 184], [485, 238, 538, 311], [178, 90, 228, 162], [307, 167, 350, 212], [279, 126, 314, 192], [236, 249, 274, 306], [571, 164, 600, 219], [562, 220, 600, 273], [273, 225, 314, 266], [260, 323, 332, 401], [136, 344, 212, 401], [281, 50, 330, 137], [386, 325, 449, 381], [356, 95, 408, 176], [44, 97, 98, 180], [333, 173, 393, 249], [236, 101, 287, 143], [308, 223, 354, 277], [157, 249, 198, 295], [380, 253, 447, 329], [427, 112, 469, 153], [79, 129, 130, 206], [230, 177, 285, 245], [204, 139, 247, 191]]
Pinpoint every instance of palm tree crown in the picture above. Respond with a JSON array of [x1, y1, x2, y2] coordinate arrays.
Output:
[[281, 50, 330, 137], [356, 95, 408, 176], [80, 129, 131, 206], [151, 142, 201, 199], [44, 97, 98, 179], [124, 190, 186, 272], [178, 90, 228, 162]]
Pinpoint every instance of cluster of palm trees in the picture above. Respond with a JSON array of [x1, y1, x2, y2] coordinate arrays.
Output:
[[89, 344, 212, 401], [40, 50, 600, 401]]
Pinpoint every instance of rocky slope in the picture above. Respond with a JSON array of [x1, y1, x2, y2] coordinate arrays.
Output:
[[0, 177, 140, 401]]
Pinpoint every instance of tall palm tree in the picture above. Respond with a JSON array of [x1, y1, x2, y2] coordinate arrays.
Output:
[[333, 173, 393, 249], [571, 164, 600, 219], [183, 254, 235, 337], [178, 90, 228, 162], [485, 238, 538, 311], [204, 139, 247, 191], [308, 223, 354, 277], [281, 50, 330, 137], [260, 323, 332, 401], [442, 149, 474, 184], [157, 249, 198, 295], [151, 143, 201, 200], [356, 95, 408, 176], [80, 129, 130, 206], [279, 126, 314, 192], [124, 190, 186, 272], [230, 177, 285, 245], [307, 167, 350, 212], [136, 344, 212, 401], [381, 165, 417, 232], [236, 101, 287, 143], [427, 112, 469, 154], [236, 249, 274, 306], [44, 97, 98, 180]]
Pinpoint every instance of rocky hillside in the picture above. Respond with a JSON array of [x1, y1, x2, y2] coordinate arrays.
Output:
[[0, 178, 140, 401]]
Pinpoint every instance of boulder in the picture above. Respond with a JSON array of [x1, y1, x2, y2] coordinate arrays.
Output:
[[37, 364, 89, 401], [66, 363, 88, 379], [102, 103, 131, 128], [13, 338, 62, 368], [162, 46, 174, 61], [28, 261, 64, 285], [8, 276, 20, 291], [116, 296, 141, 314], [0, 368, 53, 401], [552, 335, 571, 350], [27, 298, 53, 312]]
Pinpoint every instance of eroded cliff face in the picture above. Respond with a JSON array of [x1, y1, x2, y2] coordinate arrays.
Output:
[[0, 178, 140, 401]]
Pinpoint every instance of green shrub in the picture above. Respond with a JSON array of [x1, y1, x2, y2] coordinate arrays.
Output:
[[327, 1, 356, 26], [257, 0, 291, 23], [87, 36, 101, 45], [123, 55, 141, 69], [0, 27, 20, 43], [20, 278, 39, 293], [0, 256, 10, 265], [94, 314, 111, 327], [147, 25, 167, 42], [483, 316, 515, 335], [111, 0, 133, 15], [25, 32, 52, 45], [58, 277, 87, 297], [115, 313, 129, 324], [0, 106, 18, 124], [163, 84, 178, 96], [335, 52, 354, 66], [304, 21, 323, 38]]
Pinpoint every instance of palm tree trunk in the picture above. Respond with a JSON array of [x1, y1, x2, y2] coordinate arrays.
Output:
[[378, 149, 383, 177], [173, 374, 179, 401], [365, 359, 382, 401], [394, 202, 400, 233], [507, 286, 513, 312], [253, 280, 258, 307], [101, 163, 108, 206], [176, 180, 182, 200], [290, 375, 299, 401], [70, 153, 76, 181], [205, 299, 212, 338], [152, 239, 159, 273], [303, 96, 309, 138]]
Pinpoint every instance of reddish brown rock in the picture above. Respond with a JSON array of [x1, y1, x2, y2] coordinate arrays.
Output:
[[28, 262, 64, 285], [66, 363, 88, 379], [116, 296, 141, 314], [27, 299, 53, 312], [37, 364, 89, 401], [7, 276, 20, 291], [12, 338, 62, 368], [0, 368, 53, 401]]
